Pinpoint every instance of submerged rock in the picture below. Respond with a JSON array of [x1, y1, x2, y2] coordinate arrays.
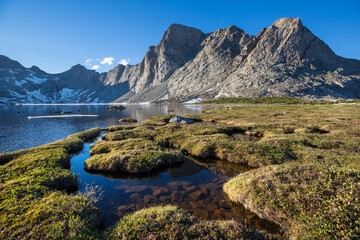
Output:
[[169, 115, 193, 124], [106, 105, 126, 110]]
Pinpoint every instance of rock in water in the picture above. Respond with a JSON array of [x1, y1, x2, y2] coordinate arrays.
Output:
[[169, 115, 193, 124], [106, 105, 126, 110]]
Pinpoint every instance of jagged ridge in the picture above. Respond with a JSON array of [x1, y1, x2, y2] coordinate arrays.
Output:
[[1, 17, 360, 103]]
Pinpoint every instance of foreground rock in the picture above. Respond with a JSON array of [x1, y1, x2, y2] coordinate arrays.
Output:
[[169, 115, 194, 124]]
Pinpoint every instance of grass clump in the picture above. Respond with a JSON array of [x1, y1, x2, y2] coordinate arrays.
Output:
[[224, 164, 360, 239], [199, 97, 358, 105], [141, 114, 174, 126], [108, 205, 275, 239], [85, 138, 184, 174], [119, 118, 137, 123], [104, 125, 137, 132], [0, 129, 102, 239], [102, 126, 155, 141]]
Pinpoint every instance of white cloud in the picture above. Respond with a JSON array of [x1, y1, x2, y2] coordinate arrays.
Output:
[[92, 65, 100, 70], [100, 57, 114, 65], [85, 58, 93, 66], [118, 58, 129, 66]]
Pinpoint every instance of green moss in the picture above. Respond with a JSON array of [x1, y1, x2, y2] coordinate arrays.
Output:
[[0, 129, 103, 239], [102, 126, 155, 141], [224, 164, 360, 239], [107, 205, 275, 239], [85, 138, 184, 173], [199, 97, 360, 105], [68, 128, 101, 142], [141, 114, 174, 126], [104, 125, 137, 132]]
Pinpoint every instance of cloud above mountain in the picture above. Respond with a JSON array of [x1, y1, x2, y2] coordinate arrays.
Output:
[[118, 59, 129, 65], [100, 57, 114, 65]]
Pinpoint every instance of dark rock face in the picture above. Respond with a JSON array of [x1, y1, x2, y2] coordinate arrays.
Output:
[[1, 18, 360, 103]]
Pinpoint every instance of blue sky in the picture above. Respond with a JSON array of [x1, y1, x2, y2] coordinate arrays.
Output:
[[0, 0, 359, 73]]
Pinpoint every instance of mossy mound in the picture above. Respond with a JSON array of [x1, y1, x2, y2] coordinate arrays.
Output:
[[102, 126, 155, 141], [85, 138, 184, 174], [152, 124, 291, 167], [224, 164, 360, 239], [108, 205, 275, 240], [104, 125, 137, 132], [0, 128, 102, 239], [119, 118, 137, 123]]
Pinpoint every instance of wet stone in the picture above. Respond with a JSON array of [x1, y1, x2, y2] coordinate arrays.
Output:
[[118, 205, 131, 212], [189, 191, 207, 201], [153, 187, 168, 196], [206, 203, 218, 211], [129, 193, 141, 200], [143, 195, 157, 204], [159, 196, 171, 203], [196, 209, 209, 220], [189, 201, 199, 209], [205, 183, 218, 191], [124, 185, 148, 193], [223, 211, 235, 219], [200, 185, 209, 195], [184, 185, 196, 193], [219, 200, 232, 209], [213, 210, 222, 218], [171, 191, 184, 202]]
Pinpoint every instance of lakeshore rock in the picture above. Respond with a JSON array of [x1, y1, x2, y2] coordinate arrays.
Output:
[[169, 115, 194, 124]]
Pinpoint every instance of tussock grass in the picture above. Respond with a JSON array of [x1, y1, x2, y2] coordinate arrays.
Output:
[[108, 205, 275, 239], [85, 138, 184, 173], [0, 128, 102, 239]]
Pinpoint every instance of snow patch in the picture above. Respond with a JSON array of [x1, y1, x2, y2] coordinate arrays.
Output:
[[25, 76, 48, 84], [183, 98, 202, 104], [159, 94, 168, 100]]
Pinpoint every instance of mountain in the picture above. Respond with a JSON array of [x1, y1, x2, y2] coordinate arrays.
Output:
[[0, 56, 126, 103], [1, 17, 360, 103]]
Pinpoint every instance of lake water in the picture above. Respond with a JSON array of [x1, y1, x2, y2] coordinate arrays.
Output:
[[0, 104, 201, 153]]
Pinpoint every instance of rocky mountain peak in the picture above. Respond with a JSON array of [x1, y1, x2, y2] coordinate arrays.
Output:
[[272, 17, 303, 29], [69, 64, 88, 71], [158, 23, 205, 60], [0, 55, 25, 70]]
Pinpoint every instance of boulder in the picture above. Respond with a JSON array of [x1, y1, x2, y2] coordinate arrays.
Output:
[[169, 115, 193, 124]]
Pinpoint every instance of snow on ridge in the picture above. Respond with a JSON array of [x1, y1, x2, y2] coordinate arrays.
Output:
[[25, 76, 48, 84], [159, 94, 168, 100], [183, 98, 202, 104]]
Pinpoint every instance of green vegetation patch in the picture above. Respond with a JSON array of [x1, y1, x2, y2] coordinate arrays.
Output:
[[102, 126, 155, 141], [199, 96, 360, 105], [85, 138, 184, 173], [224, 164, 360, 239], [0, 128, 102, 239], [108, 205, 275, 240]]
